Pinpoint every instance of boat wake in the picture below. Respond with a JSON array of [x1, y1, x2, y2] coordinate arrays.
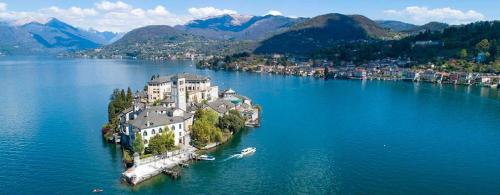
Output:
[[222, 147, 256, 161], [222, 154, 243, 161]]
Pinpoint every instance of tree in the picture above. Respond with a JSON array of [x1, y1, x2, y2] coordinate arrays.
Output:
[[191, 109, 224, 147], [108, 103, 116, 122], [120, 89, 126, 102], [194, 109, 218, 125], [163, 131, 176, 151], [459, 49, 468, 59], [148, 135, 166, 155], [218, 110, 246, 133], [127, 87, 133, 103], [476, 39, 490, 53], [147, 128, 176, 155], [133, 133, 145, 155]]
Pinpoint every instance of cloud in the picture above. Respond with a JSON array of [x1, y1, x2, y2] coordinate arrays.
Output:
[[148, 5, 170, 16], [0, 1, 196, 32], [43, 6, 98, 17], [0, 2, 6, 12], [384, 6, 486, 24], [188, 6, 237, 18], [266, 10, 282, 16], [0, 1, 243, 32], [95, 1, 131, 11]]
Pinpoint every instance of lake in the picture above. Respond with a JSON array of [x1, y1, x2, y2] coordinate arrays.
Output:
[[0, 56, 499, 194]]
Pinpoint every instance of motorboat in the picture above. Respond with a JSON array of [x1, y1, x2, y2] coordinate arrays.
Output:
[[197, 154, 215, 161], [240, 147, 256, 156], [92, 188, 103, 193]]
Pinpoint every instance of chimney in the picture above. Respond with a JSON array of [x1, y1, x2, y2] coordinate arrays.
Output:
[[146, 121, 150, 127], [146, 111, 149, 117]]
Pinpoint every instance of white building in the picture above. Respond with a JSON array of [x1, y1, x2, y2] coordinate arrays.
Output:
[[147, 73, 219, 110], [121, 105, 194, 147]]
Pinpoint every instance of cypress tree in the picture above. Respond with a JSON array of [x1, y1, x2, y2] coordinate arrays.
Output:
[[127, 87, 133, 104]]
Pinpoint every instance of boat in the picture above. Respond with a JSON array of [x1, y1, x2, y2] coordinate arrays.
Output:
[[240, 147, 256, 156], [92, 188, 103, 193], [197, 154, 215, 161]]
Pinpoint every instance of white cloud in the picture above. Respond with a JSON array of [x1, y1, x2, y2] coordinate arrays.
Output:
[[95, 1, 131, 11], [0, 1, 243, 32], [0, 2, 7, 12], [383, 6, 486, 25], [43, 6, 98, 17], [188, 6, 237, 18], [147, 6, 170, 16], [266, 10, 282, 16]]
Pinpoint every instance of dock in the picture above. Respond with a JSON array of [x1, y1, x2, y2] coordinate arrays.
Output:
[[122, 146, 196, 185]]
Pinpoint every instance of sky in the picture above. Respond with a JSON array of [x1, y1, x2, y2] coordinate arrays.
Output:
[[0, 0, 498, 32]]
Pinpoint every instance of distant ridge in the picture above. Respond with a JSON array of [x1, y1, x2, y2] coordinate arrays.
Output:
[[402, 22, 449, 34], [376, 20, 418, 32], [254, 13, 396, 54], [175, 14, 305, 40], [0, 18, 121, 54]]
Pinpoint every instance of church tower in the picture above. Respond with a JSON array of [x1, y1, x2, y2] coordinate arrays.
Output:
[[173, 76, 186, 111]]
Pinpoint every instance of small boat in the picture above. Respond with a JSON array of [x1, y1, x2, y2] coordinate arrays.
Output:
[[240, 147, 256, 156], [92, 188, 103, 193], [197, 154, 215, 161]]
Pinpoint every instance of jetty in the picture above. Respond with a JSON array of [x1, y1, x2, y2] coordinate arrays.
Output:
[[122, 146, 196, 185]]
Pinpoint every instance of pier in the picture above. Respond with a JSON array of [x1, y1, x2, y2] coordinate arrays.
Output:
[[122, 146, 196, 185]]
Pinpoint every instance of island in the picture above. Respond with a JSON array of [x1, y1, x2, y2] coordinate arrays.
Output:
[[102, 73, 260, 185]]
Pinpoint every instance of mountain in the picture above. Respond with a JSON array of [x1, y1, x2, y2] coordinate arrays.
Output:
[[87, 28, 123, 44], [376, 20, 418, 32], [0, 17, 122, 54], [255, 13, 397, 54], [88, 25, 254, 59], [111, 25, 192, 45], [311, 21, 499, 64], [0, 23, 47, 54], [175, 14, 304, 40], [403, 22, 449, 34], [21, 18, 107, 50]]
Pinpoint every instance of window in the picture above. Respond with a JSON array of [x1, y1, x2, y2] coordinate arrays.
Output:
[[143, 131, 147, 137], [179, 124, 182, 129], [144, 140, 148, 144], [172, 125, 175, 130], [152, 129, 156, 135], [179, 132, 182, 136], [159, 128, 163, 133]]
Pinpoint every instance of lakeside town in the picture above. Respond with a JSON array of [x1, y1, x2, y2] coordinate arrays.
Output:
[[102, 73, 260, 185], [197, 54, 500, 88]]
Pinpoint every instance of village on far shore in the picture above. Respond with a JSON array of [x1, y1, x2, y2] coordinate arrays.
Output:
[[102, 73, 260, 185], [197, 54, 500, 88]]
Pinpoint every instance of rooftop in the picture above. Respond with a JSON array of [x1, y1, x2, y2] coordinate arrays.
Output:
[[148, 73, 210, 84], [128, 106, 193, 130]]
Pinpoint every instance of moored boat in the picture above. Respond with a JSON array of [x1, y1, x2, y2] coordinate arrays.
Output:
[[197, 154, 215, 161]]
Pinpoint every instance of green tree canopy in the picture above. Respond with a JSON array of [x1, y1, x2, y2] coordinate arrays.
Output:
[[133, 133, 145, 155], [191, 109, 224, 147], [127, 87, 133, 103], [148, 135, 167, 155], [218, 110, 246, 133], [459, 49, 468, 59]]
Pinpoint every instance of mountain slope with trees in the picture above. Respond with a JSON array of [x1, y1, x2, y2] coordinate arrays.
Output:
[[311, 21, 499, 68], [254, 13, 397, 54]]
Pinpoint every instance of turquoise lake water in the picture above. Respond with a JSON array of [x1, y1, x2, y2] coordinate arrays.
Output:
[[0, 56, 499, 194]]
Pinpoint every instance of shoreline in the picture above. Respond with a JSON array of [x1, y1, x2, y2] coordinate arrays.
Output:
[[198, 66, 500, 89]]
